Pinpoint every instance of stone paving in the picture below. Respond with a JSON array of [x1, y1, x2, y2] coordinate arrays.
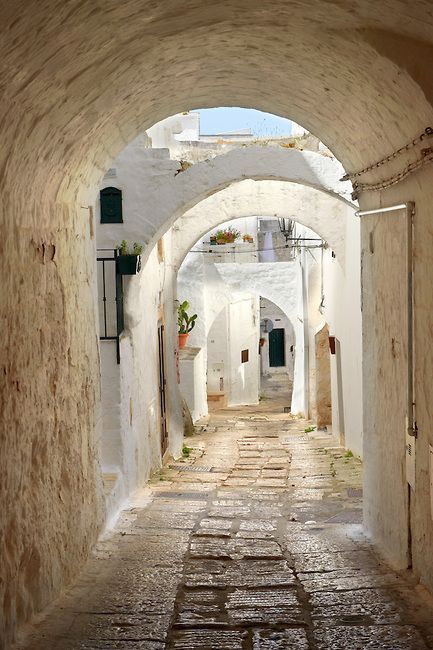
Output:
[[19, 387, 433, 649]]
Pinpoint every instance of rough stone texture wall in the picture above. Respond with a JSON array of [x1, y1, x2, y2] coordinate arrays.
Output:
[[3, 0, 433, 645], [0, 208, 105, 645]]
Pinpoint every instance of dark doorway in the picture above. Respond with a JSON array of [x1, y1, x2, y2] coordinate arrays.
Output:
[[157, 323, 169, 456], [269, 328, 285, 367]]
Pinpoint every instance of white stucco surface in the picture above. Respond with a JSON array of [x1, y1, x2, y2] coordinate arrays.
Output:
[[179, 347, 207, 422], [212, 262, 305, 414]]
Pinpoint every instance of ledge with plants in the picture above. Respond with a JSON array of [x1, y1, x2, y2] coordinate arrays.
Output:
[[210, 226, 241, 245], [116, 240, 143, 275]]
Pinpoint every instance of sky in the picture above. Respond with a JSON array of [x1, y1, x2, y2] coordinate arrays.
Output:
[[194, 107, 293, 137]]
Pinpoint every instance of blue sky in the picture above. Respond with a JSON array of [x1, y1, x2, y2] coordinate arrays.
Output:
[[194, 107, 293, 137]]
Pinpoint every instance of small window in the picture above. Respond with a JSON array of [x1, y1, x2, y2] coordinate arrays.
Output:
[[241, 349, 249, 363], [100, 187, 123, 224]]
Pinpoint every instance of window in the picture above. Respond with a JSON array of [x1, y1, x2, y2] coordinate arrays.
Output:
[[100, 187, 123, 223]]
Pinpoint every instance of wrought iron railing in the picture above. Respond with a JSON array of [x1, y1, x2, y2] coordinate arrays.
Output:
[[96, 249, 124, 363]]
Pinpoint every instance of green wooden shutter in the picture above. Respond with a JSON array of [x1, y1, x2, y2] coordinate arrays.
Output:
[[100, 187, 123, 223]]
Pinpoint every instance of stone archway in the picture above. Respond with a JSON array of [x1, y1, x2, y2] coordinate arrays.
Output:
[[4, 2, 433, 642], [171, 177, 354, 269], [96, 145, 354, 266]]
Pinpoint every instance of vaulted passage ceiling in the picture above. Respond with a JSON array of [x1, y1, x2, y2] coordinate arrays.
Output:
[[1, 0, 433, 214]]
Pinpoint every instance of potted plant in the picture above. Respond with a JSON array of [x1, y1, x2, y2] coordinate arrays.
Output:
[[210, 235, 217, 246], [215, 226, 241, 244], [215, 229, 227, 245], [178, 300, 197, 348], [116, 240, 143, 275]]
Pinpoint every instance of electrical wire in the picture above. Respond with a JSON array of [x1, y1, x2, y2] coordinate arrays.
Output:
[[188, 241, 325, 255]]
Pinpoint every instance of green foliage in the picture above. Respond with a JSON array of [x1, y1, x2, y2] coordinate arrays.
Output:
[[215, 226, 241, 243], [182, 444, 192, 457], [117, 240, 143, 256], [304, 425, 316, 433], [178, 300, 198, 334], [344, 449, 354, 458]]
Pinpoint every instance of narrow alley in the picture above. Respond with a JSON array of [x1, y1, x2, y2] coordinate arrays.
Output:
[[20, 383, 433, 649]]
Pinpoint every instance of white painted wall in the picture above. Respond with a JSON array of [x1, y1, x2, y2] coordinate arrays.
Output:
[[96, 147, 185, 520], [322, 213, 363, 456], [178, 253, 260, 411], [227, 296, 260, 406], [179, 347, 207, 422], [207, 307, 229, 396]]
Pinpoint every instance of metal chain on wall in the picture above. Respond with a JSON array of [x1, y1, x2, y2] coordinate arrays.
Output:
[[341, 127, 433, 199]]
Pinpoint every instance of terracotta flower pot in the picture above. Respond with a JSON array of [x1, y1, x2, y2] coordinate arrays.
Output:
[[178, 332, 189, 348]]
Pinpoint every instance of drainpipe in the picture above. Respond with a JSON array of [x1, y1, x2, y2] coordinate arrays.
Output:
[[300, 247, 310, 418], [355, 202, 417, 448]]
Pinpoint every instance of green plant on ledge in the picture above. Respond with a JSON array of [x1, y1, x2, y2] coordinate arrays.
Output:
[[117, 240, 143, 255], [215, 226, 241, 244], [178, 301, 197, 334]]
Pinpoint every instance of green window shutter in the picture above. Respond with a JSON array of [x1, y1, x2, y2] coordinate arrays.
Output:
[[100, 187, 123, 223]]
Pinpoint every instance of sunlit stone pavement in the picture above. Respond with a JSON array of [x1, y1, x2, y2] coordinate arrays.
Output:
[[20, 385, 433, 649]]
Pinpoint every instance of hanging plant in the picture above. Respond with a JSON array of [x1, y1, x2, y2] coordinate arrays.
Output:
[[116, 240, 143, 275]]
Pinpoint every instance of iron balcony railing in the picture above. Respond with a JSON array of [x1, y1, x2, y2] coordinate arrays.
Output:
[[96, 249, 124, 363]]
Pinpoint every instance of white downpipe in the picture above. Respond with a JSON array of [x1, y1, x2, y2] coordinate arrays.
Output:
[[355, 203, 409, 217], [301, 248, 310, 417]]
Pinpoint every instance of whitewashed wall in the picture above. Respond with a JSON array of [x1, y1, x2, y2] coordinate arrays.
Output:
[[178, 254, 260, 412], [322, 212, 363, 456], [96, 148, 184, 521]]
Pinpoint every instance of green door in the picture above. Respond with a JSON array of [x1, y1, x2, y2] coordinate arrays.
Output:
[[269, 328, 285, 367]]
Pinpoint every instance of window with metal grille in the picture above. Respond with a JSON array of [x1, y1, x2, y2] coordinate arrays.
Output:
[[100, 186, 123, 223]]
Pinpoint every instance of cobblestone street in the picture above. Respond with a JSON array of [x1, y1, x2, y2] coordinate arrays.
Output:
[[21, 388, 433, 649]]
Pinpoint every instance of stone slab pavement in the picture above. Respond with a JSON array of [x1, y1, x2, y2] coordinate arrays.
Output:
[[18, 401, 433, 649]]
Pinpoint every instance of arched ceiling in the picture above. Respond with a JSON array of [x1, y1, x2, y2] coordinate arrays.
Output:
[[1, 0, 433, 217]]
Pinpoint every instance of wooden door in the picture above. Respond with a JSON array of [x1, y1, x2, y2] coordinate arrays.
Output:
[[269, 328, 285, 367]]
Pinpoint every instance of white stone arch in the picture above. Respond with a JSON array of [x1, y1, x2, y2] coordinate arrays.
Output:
[[97, 146, 355, 264], [172, 179, 354, 267], [178, 250, 306, 414], [213, 262, 305, 414]]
